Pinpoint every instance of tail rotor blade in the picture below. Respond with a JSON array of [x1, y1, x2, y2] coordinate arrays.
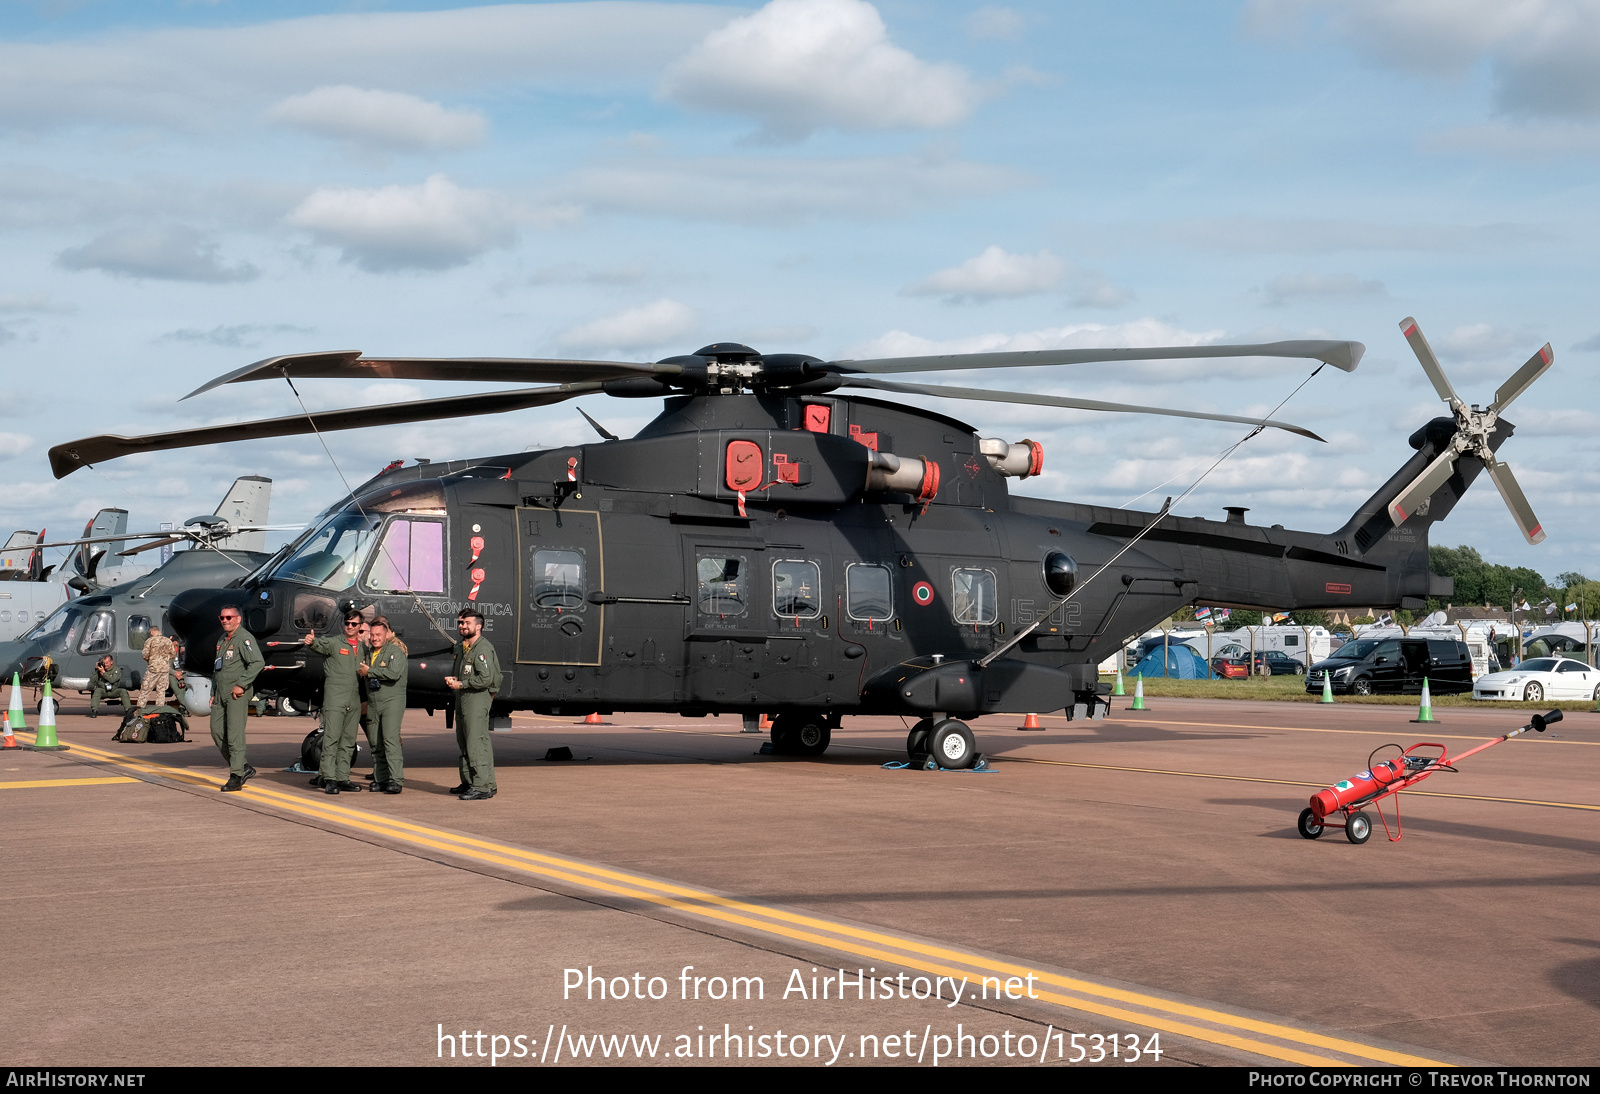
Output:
[[1485, 458, 1546, 545], [1399, 317, 1461, 407], [1491, 344, 1554, 414], [1388, 448, 1459, 527]]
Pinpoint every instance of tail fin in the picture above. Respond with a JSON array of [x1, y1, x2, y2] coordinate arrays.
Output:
[[1331, 415, 1512, 603], [68, 508, 130, 589], [211, 476, 272, 552], [0, 530, 37, 577]]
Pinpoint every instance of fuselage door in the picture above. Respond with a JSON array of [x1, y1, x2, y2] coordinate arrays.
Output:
[[517, 508, 603, 666]]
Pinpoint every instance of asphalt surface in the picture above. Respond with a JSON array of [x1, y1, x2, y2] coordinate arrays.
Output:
[[3, 693, 1597, 1068]]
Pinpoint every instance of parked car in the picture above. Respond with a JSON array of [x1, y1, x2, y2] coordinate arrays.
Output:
[[1307, 637, 1473, 696], [1253, 650, 1306, 676], [1472, 657, 1600, 703], [1211, 656, 1251, 679]]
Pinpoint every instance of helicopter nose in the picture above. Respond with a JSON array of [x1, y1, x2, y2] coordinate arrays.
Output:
[[0, 639, 28, 681]]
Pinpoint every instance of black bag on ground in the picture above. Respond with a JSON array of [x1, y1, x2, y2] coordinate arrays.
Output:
[[146, 710, 187, 743], [301, 726, 360, 771]]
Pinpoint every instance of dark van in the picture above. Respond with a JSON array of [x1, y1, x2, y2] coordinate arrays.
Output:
[[1306, 637, 1473, 696]]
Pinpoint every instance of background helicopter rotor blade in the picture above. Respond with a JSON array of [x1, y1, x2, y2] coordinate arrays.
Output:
[[1485, 456, 1546, 545], [827, 338, 1364, 376], [50, 382, 603, 478], [1491, 343, 1554, 414], [1398, 317, 1462, 406], [117, 535, 192, 557], [837, 376, 1326, 440], [181, 352, 676, 400], [1387, 447, 1460, 527]]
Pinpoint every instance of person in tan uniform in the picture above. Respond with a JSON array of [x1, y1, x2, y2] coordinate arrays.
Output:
[[137, 626, 177, 709]]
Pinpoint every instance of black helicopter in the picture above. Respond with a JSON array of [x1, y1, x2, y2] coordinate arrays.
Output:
[[46, 317, 1550, 768]]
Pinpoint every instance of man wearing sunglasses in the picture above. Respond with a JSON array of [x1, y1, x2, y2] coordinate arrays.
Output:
[[303, 611, 368, 794], [213, 606, 263, 792]]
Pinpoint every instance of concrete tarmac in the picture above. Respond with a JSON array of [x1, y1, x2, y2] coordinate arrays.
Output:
[[3, 694, 1596, 1067]]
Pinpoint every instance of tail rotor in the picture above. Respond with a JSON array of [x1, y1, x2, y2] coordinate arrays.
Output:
[[1389, 317, 1552, 545]]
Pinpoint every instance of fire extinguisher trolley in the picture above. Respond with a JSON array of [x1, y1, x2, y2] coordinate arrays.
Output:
[[1299, 709, 1564, 845]]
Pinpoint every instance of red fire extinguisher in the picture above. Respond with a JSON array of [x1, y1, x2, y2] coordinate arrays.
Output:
[[1310, 757, 1409, 819]]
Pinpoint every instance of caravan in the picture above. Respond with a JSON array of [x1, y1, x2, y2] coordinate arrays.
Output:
[[1209, 625, 1332, 670]]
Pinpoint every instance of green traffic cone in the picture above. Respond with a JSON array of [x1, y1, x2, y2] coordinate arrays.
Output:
[[1114, 666, 1125, 696], [29, 679, 68, 751], [1320, 668, 1335, 704], [1129, 673, 1146, 711], [7, 672, 24, 732], [1410, 676, 1436, 724]]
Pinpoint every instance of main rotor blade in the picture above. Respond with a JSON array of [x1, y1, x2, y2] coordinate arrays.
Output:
[[118, 536, 190, 557], [49, 382, 602, 478], [1485, 457, 1546, 545], [829, 339, 1365, 376], [181, 352, 675, 401], [1491, 343, 1553, 414], [1398, 317, 1461, 407], [1387, 448, 1459, 527], [837, 377, 1326, 440]]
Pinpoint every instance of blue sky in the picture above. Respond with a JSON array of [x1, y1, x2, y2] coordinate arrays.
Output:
[[2, 0, 1595, 585]]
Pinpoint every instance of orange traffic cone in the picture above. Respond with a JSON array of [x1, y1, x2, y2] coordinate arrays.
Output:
[[582, 711, 603, 725], [1, 712, 18, 750], [1017, 713, 1042, 730], [760, 713, 773, 730]]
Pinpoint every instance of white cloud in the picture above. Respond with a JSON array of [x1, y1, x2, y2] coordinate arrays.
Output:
[[155, 323, 314, 348], [1163, 217, 1533, 253], [1422, 120, 1600, 158], [1261, 271, 1386, 305], [907, 245, 1065, 302], [967, 6, 1028, 40], [660, 0, 978, 139], [266, 86, 487, 151], [1247, 0, 1600, 117], [549, 153, 1023, 223], [557, 299, 698, 353], [0, 433, 34, 460], [0, 293, 75, 314], [0, 4, 738, 131], [57, 225, 258, 282], [285, 174, 522, 272]]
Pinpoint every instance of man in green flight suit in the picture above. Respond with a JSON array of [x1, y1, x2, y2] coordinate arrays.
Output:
[[212, 605, 264, 792], [358, 615, 407, 794], [304, 610, 366, 794], [446, 607, 501, 801], [90, 655, 132, 719]]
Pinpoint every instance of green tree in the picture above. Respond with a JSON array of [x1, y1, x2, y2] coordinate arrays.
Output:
[[1291, 609, 1330, 628]]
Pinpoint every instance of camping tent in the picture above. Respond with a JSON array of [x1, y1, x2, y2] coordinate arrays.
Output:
[[1131, 644, 1210, 679]]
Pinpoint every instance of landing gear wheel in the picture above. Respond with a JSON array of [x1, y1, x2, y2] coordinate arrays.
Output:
[[906, 718, 933, 762], [1524, 682, 1544, 703], [1351, 677, 1374, 696], [928, 719, 976, 770], [1297, 807, 1324, 840], [793, 720, 831, 757], [1346, 812, 1372, 845]]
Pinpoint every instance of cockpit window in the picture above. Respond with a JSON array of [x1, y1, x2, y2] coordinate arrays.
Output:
[[21, 604, 82, 651], [366, 519, 446, 595], [268, 510, 382, 591]]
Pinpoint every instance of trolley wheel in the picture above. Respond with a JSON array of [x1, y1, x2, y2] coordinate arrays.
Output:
[[1346, 812, 1372, 845], [1297, 807, 1324, 840], [906, 719, 933, 762]]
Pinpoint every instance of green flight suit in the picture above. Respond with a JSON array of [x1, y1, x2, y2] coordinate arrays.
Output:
[[310, 635, 364, 784], [453, 636, 502, 792], [362, 639, 408, 786], [91, 661, 133, 715], [210, 629, 264, 777]]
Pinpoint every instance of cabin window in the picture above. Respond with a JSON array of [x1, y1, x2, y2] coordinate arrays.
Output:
[[127, 615, 152, 650], [1283, 634, 1299, 646], [951, 568, 998, 625], [77, 610, 114, 655], [697, 556, 748, 617], [272, 510, 382, 591], [365, 519, 446, 594], [846, 563, 893, 623], [773, 560, 821, 619], [532, 550, 585, 610]]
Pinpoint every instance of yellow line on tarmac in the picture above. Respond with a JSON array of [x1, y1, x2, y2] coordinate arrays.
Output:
[[0, 776, 139, 790], [1005, 756, 1600, 812], [45, 732, 1445, 1068]]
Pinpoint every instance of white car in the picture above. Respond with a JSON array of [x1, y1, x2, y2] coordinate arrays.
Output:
[[1472, 657, 1600, 703]]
